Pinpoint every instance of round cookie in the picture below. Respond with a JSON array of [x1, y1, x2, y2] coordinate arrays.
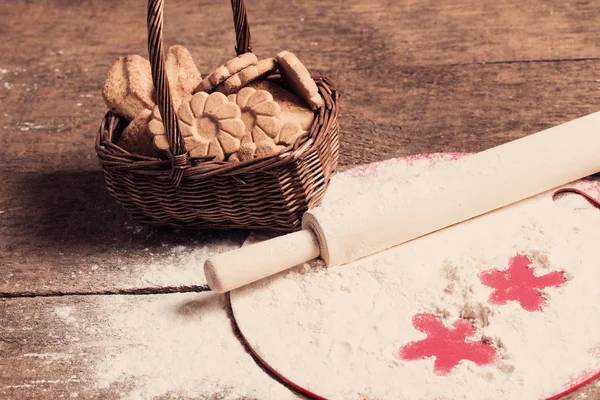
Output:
[[215, 58, 277, 95], [255, 139, 285, 159], [148, 92, 246, 161], [227, 87, 285, 162], [231, 131, 285, 162], [275, 50, 323, 110], [178, 92, 246, 160], [228, 87, 282, 140], [248, 80, 315, 132], [228, 153, 241, 163], [195, 52, 258, 93]]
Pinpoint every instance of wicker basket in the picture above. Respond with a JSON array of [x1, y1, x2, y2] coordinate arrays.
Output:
[[95, 0, 340, 232]]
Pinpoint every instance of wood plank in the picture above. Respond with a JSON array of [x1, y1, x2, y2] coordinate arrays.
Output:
[[1, 1, 599, 398], [0, 294, 598, 399], [3, 58, 600, 294], [1, 0, 598, 73], [0, 293, 300, 399]]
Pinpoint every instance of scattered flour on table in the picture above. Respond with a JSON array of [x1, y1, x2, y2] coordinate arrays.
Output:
[[54, 306, 78, 326], [135, 241, 240, 287], [231, 154, 600, 400], [89, 292, 297, 400], [98, 231, 245, 288], [48, 231, 292, 398]]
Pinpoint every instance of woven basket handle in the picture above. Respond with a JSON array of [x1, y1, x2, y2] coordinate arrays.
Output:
[[146, 0, 252, 185]]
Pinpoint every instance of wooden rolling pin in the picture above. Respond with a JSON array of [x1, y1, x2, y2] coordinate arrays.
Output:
[[205, 112, 600, 293]]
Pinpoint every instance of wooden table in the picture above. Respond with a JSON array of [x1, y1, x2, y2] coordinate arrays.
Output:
[[1, 0, 599, 398]]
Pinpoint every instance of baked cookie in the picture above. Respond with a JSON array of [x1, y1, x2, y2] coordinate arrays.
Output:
[[235, 133, 257, 161], [195, 52, 258, 93], [275, 51, 323, 110], [215, 58, 277, 95], [177, 92, 245, 160], [228, 87, 282, 141], [248, 80, 315, 131], [232, 131, 285, 162], [116, 109, 162, 157], [226, 86, 291, 161], [165, 45, 202, 109], [228, 153, 241, 163], [147, 106, 170, 153], [277, 121, 304, 146], [228, 87, 285, 161], [255, 139, 285, 159], [102, 55, 156, 121]]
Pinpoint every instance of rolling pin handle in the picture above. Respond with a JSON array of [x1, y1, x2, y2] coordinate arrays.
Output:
[[204, 229, 321, 293]]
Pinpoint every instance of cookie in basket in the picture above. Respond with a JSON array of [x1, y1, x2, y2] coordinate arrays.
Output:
[[226, 87, 286, 161], [229, 133, 255, 162], [248, 80, 315, 146], [276, 121, 305, 146], [254, 132, 285, 158], [230, 131, 285, 162], [95, 0, 340, 232], [102, 55, 156, 121], [149, 92, 246, 161], [276, 50, 323, 110], [165, 45, 203, 109], [215, 58, 277, 95], [115, 109, 162, 158], [195, 52, 258, 93], [228, 87, 282, 139]]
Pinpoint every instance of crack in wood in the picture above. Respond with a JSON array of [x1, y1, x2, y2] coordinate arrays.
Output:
[[0, 285, 212, 299], [449, 57, 600, 66]]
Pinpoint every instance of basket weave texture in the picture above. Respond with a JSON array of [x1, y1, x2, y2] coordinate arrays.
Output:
[[95, 0, 340, 231]]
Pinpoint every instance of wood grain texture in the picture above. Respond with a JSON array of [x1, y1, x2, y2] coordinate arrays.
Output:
[[0, 293, 301, 399], [1, 0, 599, 398], [3, 59, 599, 294]]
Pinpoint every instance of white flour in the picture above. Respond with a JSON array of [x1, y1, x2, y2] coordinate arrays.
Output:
[[136, 242, 237, 287], [231, 154, 600, 400], [89, 292, 298, 399], [110, 231, 245, 288], [56, 231, 295, 398]]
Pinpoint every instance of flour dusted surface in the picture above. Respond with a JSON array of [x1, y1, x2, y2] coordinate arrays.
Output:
[[89, 292, 297, 399], [45, 231, 296, 398], [231, 154, 600, 400]]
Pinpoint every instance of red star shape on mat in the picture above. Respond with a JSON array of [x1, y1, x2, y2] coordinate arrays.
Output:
[[479, 254, 567, 312], [396, 313, 496, 375]]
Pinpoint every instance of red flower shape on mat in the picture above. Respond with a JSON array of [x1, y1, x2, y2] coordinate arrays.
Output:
[[397, 313, 496, 375], [479, 254, 566, 312]]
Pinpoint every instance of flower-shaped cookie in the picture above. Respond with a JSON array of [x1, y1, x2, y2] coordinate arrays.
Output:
[[227, 87, 285, 161], [178, 92, 245, 160], [148, 92, 245, 161], [230, 131, 285, 162], [277, 121, 305, 146], [228, 87, 283, 140], [147, 106, 170, 152]]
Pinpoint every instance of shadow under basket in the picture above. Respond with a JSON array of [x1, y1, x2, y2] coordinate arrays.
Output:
[[96, 73, 340, 232]]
